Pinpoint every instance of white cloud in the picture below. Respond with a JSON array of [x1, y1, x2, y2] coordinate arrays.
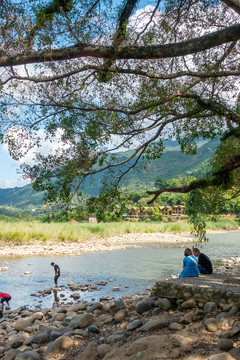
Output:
[[0, 178, 30, 189]]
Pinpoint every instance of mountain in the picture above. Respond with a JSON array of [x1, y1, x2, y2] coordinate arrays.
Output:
[[0, 139, 219, 208]]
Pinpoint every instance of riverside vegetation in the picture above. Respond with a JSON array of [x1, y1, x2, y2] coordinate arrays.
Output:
[[0, 218, 238, 244]]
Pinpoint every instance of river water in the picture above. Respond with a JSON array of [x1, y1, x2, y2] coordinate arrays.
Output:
[[0, 232, 239, 310]]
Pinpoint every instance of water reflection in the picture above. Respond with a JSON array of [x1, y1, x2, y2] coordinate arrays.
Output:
[[53, 289, 60, 305]]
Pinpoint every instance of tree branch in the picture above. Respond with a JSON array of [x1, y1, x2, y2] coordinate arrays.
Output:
[[221, 0, 240, 15], [147, 155, 240, 203], [2, 66, 240, 86], [1, 24, 240, 67]]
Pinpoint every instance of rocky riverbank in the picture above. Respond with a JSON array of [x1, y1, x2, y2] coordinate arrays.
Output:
[[0, 257, 240, 359], [0, 283, 240, 360]]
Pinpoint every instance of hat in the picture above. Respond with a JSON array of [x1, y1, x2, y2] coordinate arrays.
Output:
[[51, 262, 54, 265]]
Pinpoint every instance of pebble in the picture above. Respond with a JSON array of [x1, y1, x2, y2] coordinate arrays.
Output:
[[218, 338, 234, 351]]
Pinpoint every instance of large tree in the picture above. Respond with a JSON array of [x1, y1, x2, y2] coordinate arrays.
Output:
[[0, 0, 240, 226]]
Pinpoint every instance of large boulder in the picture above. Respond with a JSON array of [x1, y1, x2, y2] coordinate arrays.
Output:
[[96, 344, 112, 358], [203, 302, 217, 313], [137, 319, 168, 332], [208, 353, 235, 360], [114, 310, 127, 323], [14, 318, 33, 331], [43, 336, 74, 360], [136, 302, 152, 314], [205, 318, 219, 332], [31, 312, 44, 321], [125, 341, 148, 356], [218, 339, 234, 351], [15, 351, 40, 360], [126, 319, 143, 331], [70, 313, 94, 329], [157, 298, 172, 311], [2, 349, 20, 360], [181, 300, 197, 309]]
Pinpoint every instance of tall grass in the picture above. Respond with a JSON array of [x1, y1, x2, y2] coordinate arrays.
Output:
[[0, 219, 238, 244], [206, 220, 239, 231]]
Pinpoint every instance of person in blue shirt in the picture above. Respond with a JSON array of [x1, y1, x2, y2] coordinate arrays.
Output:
[[179, 248, 200, 278]]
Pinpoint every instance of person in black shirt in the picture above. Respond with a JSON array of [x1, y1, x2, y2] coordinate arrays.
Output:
[[51, 262, 60, 288], [193, 248, 213, 274]]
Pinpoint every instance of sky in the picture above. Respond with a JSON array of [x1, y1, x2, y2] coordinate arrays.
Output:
[[0, 0, 156, 189], [0, 144, 30, 188]]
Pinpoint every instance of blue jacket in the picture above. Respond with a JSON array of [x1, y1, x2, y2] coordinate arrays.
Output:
[[179, 255, 200, 278]]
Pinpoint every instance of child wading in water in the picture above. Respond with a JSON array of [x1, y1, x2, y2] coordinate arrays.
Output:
[[0, 292, 11, 318]]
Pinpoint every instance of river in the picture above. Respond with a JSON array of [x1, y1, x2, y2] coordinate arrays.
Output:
[[0, 231, 239, 310]]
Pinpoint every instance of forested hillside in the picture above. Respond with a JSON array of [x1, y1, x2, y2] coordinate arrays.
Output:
[[0, 139, 218, 208]]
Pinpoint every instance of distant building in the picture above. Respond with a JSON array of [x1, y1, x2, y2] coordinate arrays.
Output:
[[158, 205, 186, 215], [88, 214, 98, 223], [125, 205, 186, 218]]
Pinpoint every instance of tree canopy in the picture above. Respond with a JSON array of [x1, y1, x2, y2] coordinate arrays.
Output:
[[0, 0, 240, 226]]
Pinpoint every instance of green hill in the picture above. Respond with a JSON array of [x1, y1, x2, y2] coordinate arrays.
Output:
[[0, 139, 219, 208]]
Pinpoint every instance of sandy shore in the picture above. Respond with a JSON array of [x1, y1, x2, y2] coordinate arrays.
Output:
[[0, 229, 238, 258]]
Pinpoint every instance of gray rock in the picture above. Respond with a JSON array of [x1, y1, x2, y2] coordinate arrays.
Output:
[[208, 353, 235, 360], [15, 351, 40, 360], [2, 349, 20, 360], [96, 344, 112, 358], [38, 325, 53, 334], [68, 283, 79, 291], [229, 348, 240, 359], [106, 334, 124, 343], [31, 312, 44, 321], [157, 298, 172, 311], [43, 336, 74, 360], [88, 325, 100, 334], [33, 333, 50, 345], [52, 313, 66, 322], [181, 300, 197, 309], [44, 289, 52, 294], [82, 341, 97, 359], [169, 322, 184, 331], [135, 302, 152, 314], [10, 334, 29, 349], [126, 319, 143, 331], [77, 302, 88, 311], [72, 293, 80, 299], [109, 300, 126, 315], [114, 310, 127, 323], [220, 331, 230, 339], [229, 325, 240, 337], [104, 316, 113, 324], [205, 318, 219, 332], [125, 341, 148, 356], [11, 339, 25, 349], [50, 330, 62, 341], [228, 305, 239, 316], [204, 302, 217, 313], [218, 338, 234, 351], [180, 312, 193, 324], [89, 302, 103, 313], [70, 313, 93, 329], [193, 310, 205, 322], [17, 345, 32, 353], [137, 319, 168, 332], [152, 308, 161, 315], [14, 318, 33, 331], [216, 312, 230, 322]]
